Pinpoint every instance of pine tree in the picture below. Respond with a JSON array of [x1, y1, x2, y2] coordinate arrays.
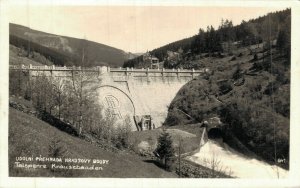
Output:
[[154, 129, 175, 170]]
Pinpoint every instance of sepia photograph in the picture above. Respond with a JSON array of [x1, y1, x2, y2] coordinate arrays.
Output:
[[1, 0, 300, 187]]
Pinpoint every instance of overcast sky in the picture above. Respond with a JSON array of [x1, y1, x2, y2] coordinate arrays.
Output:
[[9, 3, 286, 53]]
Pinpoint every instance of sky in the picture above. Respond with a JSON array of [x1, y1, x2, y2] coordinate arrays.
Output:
[[9, 2, 287, 53]]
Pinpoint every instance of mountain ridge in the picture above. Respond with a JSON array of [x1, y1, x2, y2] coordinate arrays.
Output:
[[10, 23, 138, 67]]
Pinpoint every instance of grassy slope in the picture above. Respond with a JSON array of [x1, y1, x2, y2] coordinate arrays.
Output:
[[9, 45, 45, 66], [9, 108, 176, 177], [129, 127, 200, 155]]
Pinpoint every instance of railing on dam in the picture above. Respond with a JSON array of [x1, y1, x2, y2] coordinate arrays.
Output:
[[9, 64, 96, 71], [9, 64, 209, 74]]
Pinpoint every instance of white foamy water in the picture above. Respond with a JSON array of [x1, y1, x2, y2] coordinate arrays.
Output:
[[186, 140, 288, 178]]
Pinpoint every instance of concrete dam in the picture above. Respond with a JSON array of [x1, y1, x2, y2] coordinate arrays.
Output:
[[10, 65, 207, 131]]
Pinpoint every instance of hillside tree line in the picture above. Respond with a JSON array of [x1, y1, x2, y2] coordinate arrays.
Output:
[[123, 8, 291, 68]]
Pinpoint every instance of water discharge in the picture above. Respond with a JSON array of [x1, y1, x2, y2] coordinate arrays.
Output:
[[186, 140, 288, 178]]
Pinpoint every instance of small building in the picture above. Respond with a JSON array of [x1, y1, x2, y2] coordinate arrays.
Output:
[[143, 52, 160, 69], [133, 115, 155, 131], [151, 61, 164, 69]]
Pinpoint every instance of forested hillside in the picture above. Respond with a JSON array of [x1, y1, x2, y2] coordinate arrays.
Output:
[[9, 23, 136, 67], [123, 9, 291, 168], [162, 9, 290, 168], [123, 9, 290, 69]]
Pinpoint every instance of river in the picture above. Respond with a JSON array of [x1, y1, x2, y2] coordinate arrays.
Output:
[[186, 140, 288, 178]]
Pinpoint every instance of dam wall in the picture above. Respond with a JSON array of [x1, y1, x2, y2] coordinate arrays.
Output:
[[10, 65, 207, 131]]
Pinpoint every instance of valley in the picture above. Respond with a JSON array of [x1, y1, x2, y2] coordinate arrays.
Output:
[[8, 8, 291, 178]]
